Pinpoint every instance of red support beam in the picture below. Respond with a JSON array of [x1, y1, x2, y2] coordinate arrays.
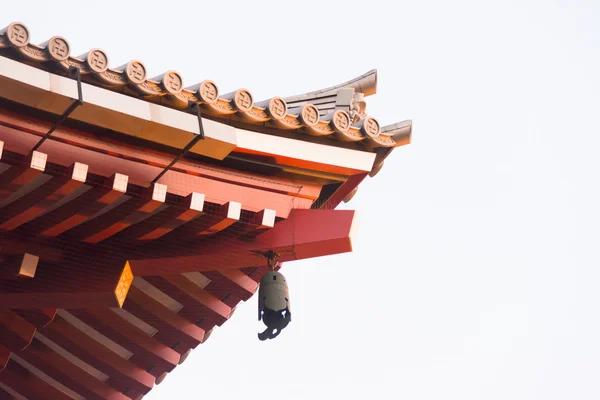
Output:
[[142, 275, 225, 332], [0, 162, 88, 231], [0, 384, 23, 399], [135, 192, 205, 241], [14, 309, 56, 329], [123, 285, 205, 353], [197, 274, 248, 318], [39, 314, 155, 396], [161, 275, 231, 325], [0, 151, 47, 205], [216, 269, 259, 298], [129, 208, 356, 276], [38, 173, 128, 237], [168, 201, 240, 239], [79, 183, 167, 244], [0, 359, 72, 400], [320, 172, 368, 210], [0, 113, 321, 218], [0, 236, 62, 263], [0, 345, 10, 373], [0, 253, 38, 279], [0, 311, 35, 353], [17, 337, 130, 400], [238, 209, 277, 239], [71, 308, 180, 377], [0, 259, 133, 309]]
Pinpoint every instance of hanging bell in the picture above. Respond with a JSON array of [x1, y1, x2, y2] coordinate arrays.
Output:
[[258, 270, 291, 341]]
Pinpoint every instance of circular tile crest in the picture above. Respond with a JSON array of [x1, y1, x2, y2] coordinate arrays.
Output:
[[268, 97, 287, 119], [86, 49, 109, 73], [233, 89, 253, 111], [300, 105, 320, 126], [125, 61, 146, 84], [361, 117, 381, 138], [47, 36, 70, 61], [198, 80, 219, 103], [162, 71, 183, 95], [6, 22, 30, 48], [332, 110, 351, 132]]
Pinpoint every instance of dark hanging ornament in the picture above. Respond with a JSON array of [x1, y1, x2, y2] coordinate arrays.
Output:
[[257, 252, 291, 341]]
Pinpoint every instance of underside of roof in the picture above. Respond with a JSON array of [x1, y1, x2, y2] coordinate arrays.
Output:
[[0, 22, 411, 155], [0, 20, 413, 399]]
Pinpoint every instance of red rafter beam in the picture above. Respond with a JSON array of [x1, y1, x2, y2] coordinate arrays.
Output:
[[129, 208, 356, 276], [17, 337, 130, 400], [0, 345, 10, 373], [0, 260, 133, 309], [0, 151, 47, 205], [0, 359, 72, 400], [0, 162, 88, 231], [39, 314, 154, 396], [140, 275, 223, 337], [133, 192, 205, 241], [71, 308, 180, 377], [161, 275, 231, 325], [39, 173, 128, 237], [124, 285, 205, 353], [238, 208, 276, 239], [0, 311, 35, 353], [15, 309, 56, 329], [161, 201, 240, 240], [79, 183, 167, 243], [217, 269, 259, 299], [194, 201, 240, 236]]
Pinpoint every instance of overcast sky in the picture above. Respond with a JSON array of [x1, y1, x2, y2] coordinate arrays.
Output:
[[3, 1, 600, 399]]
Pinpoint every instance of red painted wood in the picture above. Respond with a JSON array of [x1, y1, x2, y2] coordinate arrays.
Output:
[[0, 119, 318, 218], [0, 151, 46, 204], [40, 315, 154, 396], [78, 184, 166, 244], [38, 173, 128, 237], [0, 236, 63, 263], [142, 276, 225, 332], [162, 275, 231, 324], [0, 109, 323, 199], [0, 258, 128, 309], [0, 254, 38, 279], [106, 192, 204, 242], [0, 345, 10, 373], [236, 209, 277, 239], [15, 309, 56, 328], [72, 309, 179, 376], [0, 162, 88, 231], [0, 359, 72, 400], [0, 385, 15, 399], [18, 337, 130, 400], [168, 201, 240, 238], [124, 286, 204, 352], [200, 272, 251, 307], [129, 209, 356, 276], [0, 311, 35, 352], [217, 269, 259, 298], [320, 172, 368, 210]]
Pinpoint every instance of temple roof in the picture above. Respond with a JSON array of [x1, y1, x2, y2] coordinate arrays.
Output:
[[0, 22, 411, 154]]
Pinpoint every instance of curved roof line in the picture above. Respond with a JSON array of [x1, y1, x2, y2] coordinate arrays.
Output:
[[0, 22, 409, 153], [283, 69, 378, 104]]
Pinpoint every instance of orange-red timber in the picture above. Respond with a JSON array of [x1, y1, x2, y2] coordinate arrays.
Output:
[[0, 22, 411, 398]]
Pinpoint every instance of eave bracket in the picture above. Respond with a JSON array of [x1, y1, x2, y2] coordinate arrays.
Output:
[[32, 66, 83, 152], [152, 102, 206, 184]]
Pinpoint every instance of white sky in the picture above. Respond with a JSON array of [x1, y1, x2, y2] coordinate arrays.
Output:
[[3, 1, 600, 399]]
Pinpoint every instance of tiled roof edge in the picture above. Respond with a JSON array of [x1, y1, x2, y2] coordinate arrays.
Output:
[[0, 22, 411, 152]]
